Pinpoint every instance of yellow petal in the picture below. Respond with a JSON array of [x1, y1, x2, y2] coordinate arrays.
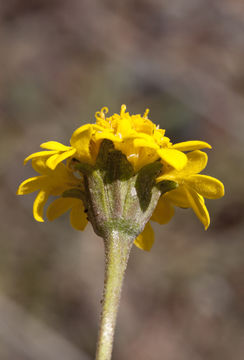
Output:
[[47, 197, 74, 221], [172, 141, 212, 151], [33, 190, 49, 222], [157, 148, 187, 170], [185, 175, 225, 199], [70, 125, 94, 162], [116, 117, 132, 137], [185, 186, 210, 230], [134, 222, 154, 251], [156, 150, 208, 182], [46, 148, 76, 170], [40, 141, 71, 151], [17, 176, 46, 195], [71, 124, 92, 140], [127, 147, 159, 172], [24, 150, 57, 165], [132, 116, 155, 135], [133, 138, 158, 149], [150, 197, 175, 224], [32, 157, 50, 174], [70, 200, 88, 231], [95, 132, 122, 143], [126, 131, 156, 141], [163, 186, 191, 208], [182, 150, 208, 175]]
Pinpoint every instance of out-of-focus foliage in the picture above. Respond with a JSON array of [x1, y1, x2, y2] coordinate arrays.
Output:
[[0, 1, 243, 359]]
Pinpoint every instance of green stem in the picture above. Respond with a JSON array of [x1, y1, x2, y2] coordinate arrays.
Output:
[[95, 230, 133, 360]]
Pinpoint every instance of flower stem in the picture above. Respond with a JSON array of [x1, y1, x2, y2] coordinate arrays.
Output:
[[95, 230, 133, 360]]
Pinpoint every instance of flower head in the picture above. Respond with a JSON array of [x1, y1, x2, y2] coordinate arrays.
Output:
[[17, 105, 224, 250]]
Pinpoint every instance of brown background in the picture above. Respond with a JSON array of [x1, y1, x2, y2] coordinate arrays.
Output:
[[0, 1, 244, 359]]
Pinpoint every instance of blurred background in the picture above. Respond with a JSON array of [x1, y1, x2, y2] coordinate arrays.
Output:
[[0, 1, 244, 359]]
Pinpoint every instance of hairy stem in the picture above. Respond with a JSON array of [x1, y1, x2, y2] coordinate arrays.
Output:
[[95, 231, 133, 360]]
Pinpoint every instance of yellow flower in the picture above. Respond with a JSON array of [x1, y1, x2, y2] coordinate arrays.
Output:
[[17, 157, 88, 230], [23, 105, 211, 173], [18, 105, 224, 252], [18, 106, 226, 360]]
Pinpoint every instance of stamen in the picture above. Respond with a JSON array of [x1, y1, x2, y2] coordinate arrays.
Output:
[[95, 107, 109, 121], [100, 107, 109, 118], [120, 104, 126, 116], [143, 108, 150, 118], [95, 111, 101, 121]]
